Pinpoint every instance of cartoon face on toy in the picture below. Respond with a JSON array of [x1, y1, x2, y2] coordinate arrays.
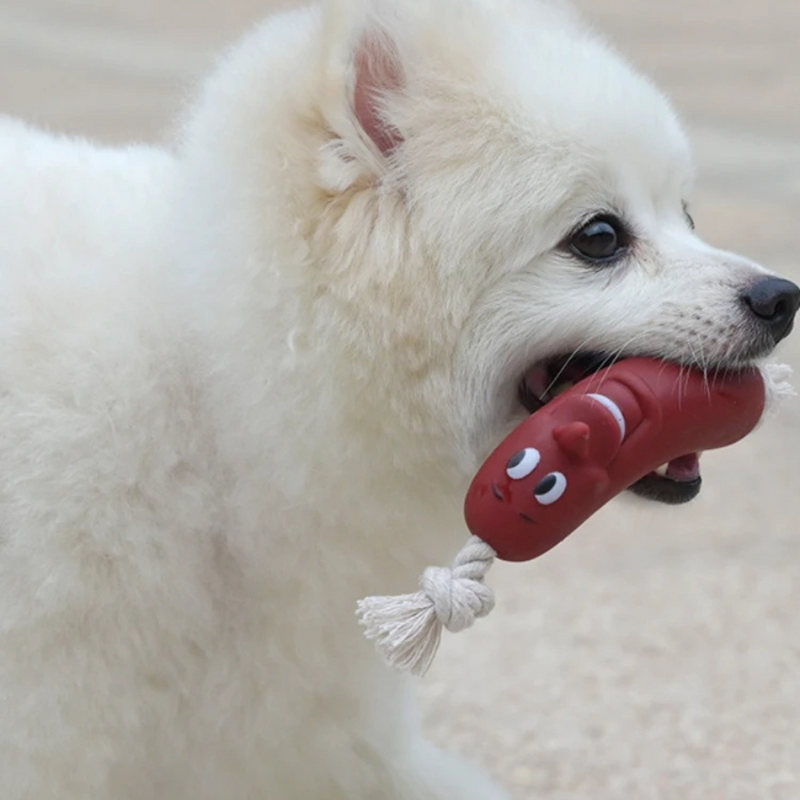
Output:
[[464, 358, 765, 562], [465, 389, 634, 562]]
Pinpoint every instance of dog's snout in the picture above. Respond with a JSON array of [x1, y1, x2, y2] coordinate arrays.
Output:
[[741, 277, 800, 343]]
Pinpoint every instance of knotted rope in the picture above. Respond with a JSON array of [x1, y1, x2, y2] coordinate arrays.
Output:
[[356, 536, 497, 676]]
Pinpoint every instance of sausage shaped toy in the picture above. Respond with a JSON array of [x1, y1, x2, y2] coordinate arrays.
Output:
[[358, 358, 766, 675], [464, 357, 766, 562]]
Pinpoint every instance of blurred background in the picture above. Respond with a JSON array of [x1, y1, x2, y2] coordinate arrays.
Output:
[[1, 1, 798, 798]]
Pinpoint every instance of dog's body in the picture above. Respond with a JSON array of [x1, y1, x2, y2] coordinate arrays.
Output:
[[0, 2, 794, 798]]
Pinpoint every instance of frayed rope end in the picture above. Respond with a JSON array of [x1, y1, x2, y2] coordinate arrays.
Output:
[[357, 592, 443, 677], [356, 536, 497, 676]]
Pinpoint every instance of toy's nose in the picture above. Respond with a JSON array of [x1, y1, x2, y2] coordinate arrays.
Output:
[[742, 277, 800, 343]]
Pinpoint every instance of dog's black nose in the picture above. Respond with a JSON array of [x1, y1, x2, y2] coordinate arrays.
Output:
[[742, 277, 800, 343]]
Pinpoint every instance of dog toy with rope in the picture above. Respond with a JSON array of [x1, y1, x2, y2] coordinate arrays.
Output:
[[356, 357, 766, 676]]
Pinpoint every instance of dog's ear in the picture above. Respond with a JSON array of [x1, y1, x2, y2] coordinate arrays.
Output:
[[317, 0, 408, 180], [351, 27, 404, 156]]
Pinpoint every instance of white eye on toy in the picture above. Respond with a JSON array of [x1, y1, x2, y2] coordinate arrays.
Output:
[[506, 448, 541, 480], [534, 472, 568, 505]]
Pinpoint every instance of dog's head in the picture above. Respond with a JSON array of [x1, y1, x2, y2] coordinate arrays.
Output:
[[190, 0, 799, 508]]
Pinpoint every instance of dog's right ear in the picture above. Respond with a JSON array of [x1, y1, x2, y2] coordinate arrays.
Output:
[[317, 0, 409, 185]]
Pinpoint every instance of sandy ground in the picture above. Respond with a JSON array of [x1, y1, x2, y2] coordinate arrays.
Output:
[[1, 1, 799, 798]]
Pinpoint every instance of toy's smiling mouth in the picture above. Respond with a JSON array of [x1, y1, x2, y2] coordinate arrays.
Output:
[[518, 351, 702, 505]]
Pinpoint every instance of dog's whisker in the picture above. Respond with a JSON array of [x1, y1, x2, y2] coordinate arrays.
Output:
[[689, 336, 713, 401], [540, 335, 602, 397], [580, 334, 646, 398]]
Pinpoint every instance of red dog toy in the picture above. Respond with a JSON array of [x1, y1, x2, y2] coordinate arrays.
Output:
[[358, 358, 766, 675], [465, 357, 765, 562]]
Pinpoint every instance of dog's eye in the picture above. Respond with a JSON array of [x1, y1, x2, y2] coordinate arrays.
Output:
[[506, 448, 541, 480], [534, 472, 567, 505], [569, 215, 628, 263]]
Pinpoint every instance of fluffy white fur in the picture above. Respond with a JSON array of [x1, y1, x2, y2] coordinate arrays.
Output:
[[0, 1, 791, 797]]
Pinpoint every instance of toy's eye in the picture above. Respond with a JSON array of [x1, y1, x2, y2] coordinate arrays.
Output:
[[535, 472, 567, 505], [506, 448, 541, 480]]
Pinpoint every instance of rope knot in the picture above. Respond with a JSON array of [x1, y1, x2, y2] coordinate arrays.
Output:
[[356, 536, 497, 675], [421, 564, 494, 633]]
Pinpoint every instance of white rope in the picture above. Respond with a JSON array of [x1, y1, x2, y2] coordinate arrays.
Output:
[[356, 536, 497, 676]]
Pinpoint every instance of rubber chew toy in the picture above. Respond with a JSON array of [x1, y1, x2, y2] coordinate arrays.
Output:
[[357, 358, 766, 675]]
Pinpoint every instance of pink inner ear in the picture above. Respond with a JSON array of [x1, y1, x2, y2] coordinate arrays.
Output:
[[353, 32, 404, 156]]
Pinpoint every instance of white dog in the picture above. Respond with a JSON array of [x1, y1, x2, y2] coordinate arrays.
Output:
[[0, 0, 797, 798]]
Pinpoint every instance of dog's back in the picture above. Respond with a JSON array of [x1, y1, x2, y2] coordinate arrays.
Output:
[[0, 120, 230, 797]]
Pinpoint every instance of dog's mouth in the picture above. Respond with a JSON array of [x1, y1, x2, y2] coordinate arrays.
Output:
[[517, 352, 702, 505]]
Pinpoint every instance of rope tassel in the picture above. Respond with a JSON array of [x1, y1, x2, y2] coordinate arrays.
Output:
[[356, 537, 497, 676]]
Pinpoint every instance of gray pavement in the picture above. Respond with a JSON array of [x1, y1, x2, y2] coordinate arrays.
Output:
[[1, 1, 799, 798]]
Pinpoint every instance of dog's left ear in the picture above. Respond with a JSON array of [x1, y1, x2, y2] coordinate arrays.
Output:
[[317, 0, 408, 184], [351, 28, 404, 157]]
